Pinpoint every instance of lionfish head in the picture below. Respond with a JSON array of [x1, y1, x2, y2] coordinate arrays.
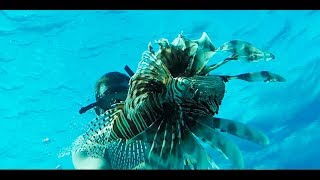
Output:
[[183, 75, 226, 116]]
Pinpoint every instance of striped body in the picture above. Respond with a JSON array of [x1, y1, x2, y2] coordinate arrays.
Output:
[[107, 51, 226, 142], [77, 32, 285, 169]]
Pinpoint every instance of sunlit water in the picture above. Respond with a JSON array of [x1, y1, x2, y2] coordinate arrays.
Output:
[[0, 10, 319, 169]]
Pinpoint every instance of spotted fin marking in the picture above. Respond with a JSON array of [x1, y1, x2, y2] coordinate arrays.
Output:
[[200, 39, 276, 75], [190, 121, 244, 169], [194, 116, 270, 146], [82, 108, 115, 143], [80, 103, 125, 158], [221, 71, 286, 83], [216, 40, 275, 62]]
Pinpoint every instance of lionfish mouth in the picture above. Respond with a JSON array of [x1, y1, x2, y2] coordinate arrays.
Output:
[[191, 95, 219, 115], [199, 100, 214, 114], [193, 89, 219, 115], [200, 95, 219, 115]]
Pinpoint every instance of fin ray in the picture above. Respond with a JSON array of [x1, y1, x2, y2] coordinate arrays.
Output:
[[194, 116, 270, 145], [190, 121, 244, 169], [216, 40, 275, 62], [222, 71, 286, 82], [106, 139, 151, 169]]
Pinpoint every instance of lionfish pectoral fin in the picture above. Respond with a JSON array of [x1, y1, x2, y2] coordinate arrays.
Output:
[[195, 116, 270, 146], [193, 32, 215, 51], [216, 40, 275, 62], [190, 121, 244, 169], [80, 103, 127, 158], [135, 50, 173, 86], [126, 50, 173, 122], [132, 162, 153, 170], [148, 42, 155, 55], [221, 71, 286, 83], [183, 128, 219, 170], [186, 32, 216, 75], [155, 38, 171, 51], [171, 33, 187, 51], [148, 120, 186, 169], [125, 119, 168, 169], [192, 49, 216, 74], [106, 139, 151, 169], [200, 55, 237, 75], [125, 50, 173, 123], [128, 118, 190, 169], [126, 119, 161, 145]]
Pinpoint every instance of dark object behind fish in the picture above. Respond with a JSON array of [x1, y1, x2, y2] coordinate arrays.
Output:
[[79, 66, 134, 115]]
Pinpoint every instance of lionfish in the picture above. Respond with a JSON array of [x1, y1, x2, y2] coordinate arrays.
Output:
[[77, 32, 286, 170]]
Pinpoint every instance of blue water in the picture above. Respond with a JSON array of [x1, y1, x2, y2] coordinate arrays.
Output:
[[0, 10, 319, 170]]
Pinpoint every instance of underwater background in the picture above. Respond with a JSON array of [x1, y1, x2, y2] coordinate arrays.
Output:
[[0, 10, 319, 169]]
